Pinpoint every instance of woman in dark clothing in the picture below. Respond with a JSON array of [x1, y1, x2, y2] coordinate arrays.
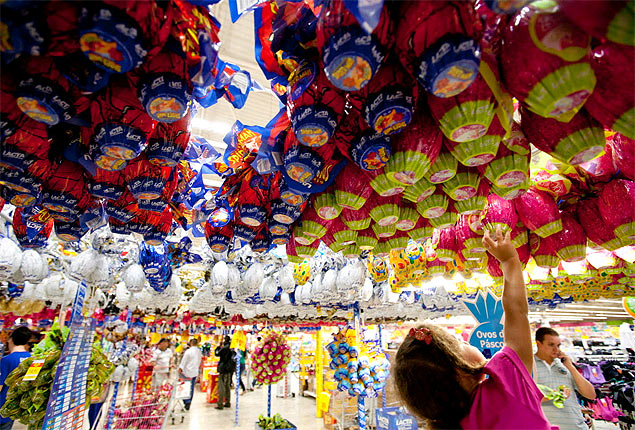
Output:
[[214, 335, 235, 410]]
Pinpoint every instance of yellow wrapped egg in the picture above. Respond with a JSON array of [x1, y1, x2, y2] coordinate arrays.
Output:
[[367, 253, 388, 283], [293, 260, 311, 285]]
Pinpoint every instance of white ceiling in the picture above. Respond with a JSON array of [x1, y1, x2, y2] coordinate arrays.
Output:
[[192, 2, 281, 147]]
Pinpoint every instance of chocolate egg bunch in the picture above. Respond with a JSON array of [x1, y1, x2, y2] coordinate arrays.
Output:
[[205, 0, 633, 284], [250, 332, 292, 385], [0, 0, 250, 250], [326, 326, 389, 397]]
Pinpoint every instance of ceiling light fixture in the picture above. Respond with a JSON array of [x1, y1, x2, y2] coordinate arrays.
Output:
[[191, 118, 234, 135]]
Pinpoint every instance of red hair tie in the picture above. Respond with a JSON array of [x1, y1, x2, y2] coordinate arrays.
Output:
[[409, 327, 432, 344]]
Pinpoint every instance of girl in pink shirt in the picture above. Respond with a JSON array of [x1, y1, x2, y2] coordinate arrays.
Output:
[[393, 226, 556, 429]]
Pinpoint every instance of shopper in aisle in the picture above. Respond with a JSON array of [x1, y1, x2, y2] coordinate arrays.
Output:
[[393, 226, 555, 429], [151, 338, 173, 388], [534, 327, 597, 430], [238, 349, 247, 395], [215, 335, 236, 410], [179, 338, 203, 410], [0, 326, 33, 430]]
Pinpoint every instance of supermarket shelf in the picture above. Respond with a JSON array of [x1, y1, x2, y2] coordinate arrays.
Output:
[[303, 390, 317, 398]]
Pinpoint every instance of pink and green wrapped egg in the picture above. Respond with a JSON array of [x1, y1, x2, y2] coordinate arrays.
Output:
[[433, 227, 459, 262], [407, 217, 434, 242], [577, 197, 627, 251], [388, 231, 409, 252], [428, 72, 497, 148], [395, 203, 419, 231], [441, 167, 482, 201], [368, 194, 401, 226], [429, 201, 458, 229], [312, 191, 341, 221], [358, 228, 379, 251], [331, 218, 358, 246], [491, 179, 529, 200], [341, 205, 372, 231], [513, 187, 563, 238], [521, 108, 605, 166], [372, 222, 396, 240], [598, 179, 635, 242], [502, 121, 531, 156], [370, 172, 406, 197], [443, 113, 506, 168], [455, 180, 490, 215], [607, 133, 634, 181], [558, 0, 634, 47], [416, 188, 448, 219], [403, 178, 436, 204], [293, 224, 316, 246], [457, 215, 485, 260], [511, 224, 529, 249], [423, 149, 457, 184], [500, 1, 596, 123], [481, 193, 518, 235], [296, 240, 320, 259], [384, 111, 442, 186], [373, 240, 391, 258], [427, 257, 447, 277], [335, 164, 374, 210], [552, 213, 587, 262], [298, 206, 327, 239], [577, 144, 617, 185], [480, 142, 530, 189], [584, 43, 634, 139], [342, 244, 361, 259], [530, 229, 560, 267]]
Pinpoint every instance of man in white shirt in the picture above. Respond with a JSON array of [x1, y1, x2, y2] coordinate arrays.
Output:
[[178, 338, 202, 410], [534, 327, 597, 430], [151, 339, 173, 388]]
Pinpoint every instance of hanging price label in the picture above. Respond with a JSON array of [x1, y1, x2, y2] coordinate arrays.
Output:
[[22, 359, 45, 381]]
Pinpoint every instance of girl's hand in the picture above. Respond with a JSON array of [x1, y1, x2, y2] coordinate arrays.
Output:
[[483, 225, 518, 263]]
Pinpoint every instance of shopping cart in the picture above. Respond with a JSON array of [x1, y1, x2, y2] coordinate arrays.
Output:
[[100, 377, 186, 430], [167, 378, 192, 426]]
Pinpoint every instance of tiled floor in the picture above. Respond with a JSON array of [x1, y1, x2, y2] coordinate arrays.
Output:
[[11, 388, 621, 430], [180, 386, 324, 430]]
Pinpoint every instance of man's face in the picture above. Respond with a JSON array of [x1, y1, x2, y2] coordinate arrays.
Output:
[[537, 334, 561, 359], [158, 341, 169, 351]]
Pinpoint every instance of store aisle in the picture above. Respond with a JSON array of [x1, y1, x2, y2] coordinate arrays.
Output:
[[181, 386, 323, 430]]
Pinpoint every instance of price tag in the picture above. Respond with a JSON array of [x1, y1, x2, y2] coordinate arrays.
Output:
[[22, 359, 45, 381]]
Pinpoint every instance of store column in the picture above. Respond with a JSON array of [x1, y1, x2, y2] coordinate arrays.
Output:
[[315, 328, 323, 418]]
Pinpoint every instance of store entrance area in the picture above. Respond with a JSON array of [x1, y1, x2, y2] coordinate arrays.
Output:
[[183, 385, 322, 430]]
